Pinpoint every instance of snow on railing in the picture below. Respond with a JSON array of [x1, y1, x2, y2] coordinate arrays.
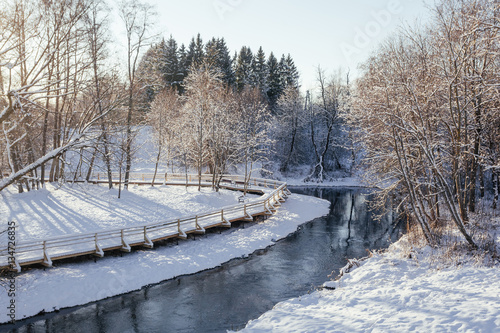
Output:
[[90, 172, 282, 189], [0, 175, 290, 272]]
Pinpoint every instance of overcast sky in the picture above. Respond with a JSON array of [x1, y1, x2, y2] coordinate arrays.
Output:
[[145, 0, 434, 91]]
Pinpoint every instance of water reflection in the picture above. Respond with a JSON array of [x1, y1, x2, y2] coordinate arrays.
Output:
[[3, 188, 403, 333]]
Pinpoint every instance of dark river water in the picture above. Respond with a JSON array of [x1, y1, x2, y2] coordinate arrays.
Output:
[[2, 187, 403, 333]]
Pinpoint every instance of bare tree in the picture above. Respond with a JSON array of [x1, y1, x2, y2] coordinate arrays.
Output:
[[352, 0, 500, 248], [275, 86, 305, 174], [306, 67, 349, 182], [83, 0, 114, 189], [236, 87, 273, 195], [0, 0, 112, 193], [181, 65, 224, 191], [147, 87, 180, 185], [118, 0, 156, 190]]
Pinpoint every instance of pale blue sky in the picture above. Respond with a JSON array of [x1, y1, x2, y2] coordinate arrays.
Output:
[[149, 0, 434, 91]]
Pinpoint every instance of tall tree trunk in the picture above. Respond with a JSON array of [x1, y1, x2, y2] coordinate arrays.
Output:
[[124, 91, 133, 190], [493, 171, 499, 210], [152, 145, 161, 186]]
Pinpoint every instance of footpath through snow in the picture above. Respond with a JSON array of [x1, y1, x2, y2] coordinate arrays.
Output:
[[0, 183, 330, 324], [239, 228, 500, 332]]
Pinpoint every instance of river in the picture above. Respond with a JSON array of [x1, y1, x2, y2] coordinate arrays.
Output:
[[4, 187, 402, 333]]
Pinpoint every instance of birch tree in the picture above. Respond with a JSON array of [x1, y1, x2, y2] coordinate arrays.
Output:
[[118, 0, 156, 190], [147, 87, 180, 185], [181, 65, 222, 191]]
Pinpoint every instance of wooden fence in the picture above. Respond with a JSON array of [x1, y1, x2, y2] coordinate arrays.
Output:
[[1, 174, 290, 272]]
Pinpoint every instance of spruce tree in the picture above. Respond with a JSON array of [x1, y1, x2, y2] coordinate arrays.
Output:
[[266, 52, 282, 110], [178, 43, 188, 93], [278, 54, 288, 90], [186, 38, 196, 69], [234, 46, 253, 91], [186, 33, 204, 70], [216, 38, 235, 86], [193, 33, 204, 67], [160, 35, 180, 90], [284, 54, 300, 89], [250, 46, 268, 94]]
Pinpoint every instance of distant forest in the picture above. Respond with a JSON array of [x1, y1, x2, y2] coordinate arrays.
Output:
[[137, 34, 300, 111]]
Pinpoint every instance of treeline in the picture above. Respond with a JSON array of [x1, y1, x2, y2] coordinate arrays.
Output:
[[353, 0, 500, 248], [144, 65, 353, 193], [136, 34, 300, 110], [137, 35, 354, 182]]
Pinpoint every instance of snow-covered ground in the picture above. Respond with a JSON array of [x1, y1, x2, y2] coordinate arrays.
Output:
[[0, 184, 330, 324], [0, 182, 265, 240], [239, 229, 500, 332]]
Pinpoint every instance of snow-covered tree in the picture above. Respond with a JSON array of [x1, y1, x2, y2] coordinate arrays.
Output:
[[235, 87, 273, 194], [274, 86, 306, 173], [305, 67, 349, 182], [249, 46, 268, 95], [118, 0, 156, 190], [147, 87, 181, 185], [234, 46, 253, 91], [181, 65, 224, 191], [352, 0, 500, 247], [0, 0, 114, 193], [266, 52, 282, 111]]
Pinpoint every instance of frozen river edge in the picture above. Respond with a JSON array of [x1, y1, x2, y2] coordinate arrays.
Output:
[[0, 192, 330, 325]]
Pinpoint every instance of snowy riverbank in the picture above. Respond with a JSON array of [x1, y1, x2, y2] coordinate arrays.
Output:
[[0, 184, 330, 325], [239, 227, 500, 332]]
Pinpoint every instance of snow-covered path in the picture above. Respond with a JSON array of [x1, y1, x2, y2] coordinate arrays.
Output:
[[0, 186, 330, 324], [0, 182, 264, 240], [240, 239, 500, 333]]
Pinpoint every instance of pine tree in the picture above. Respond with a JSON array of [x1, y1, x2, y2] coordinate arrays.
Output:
[[278, 54, 288, 90], [203, 37, 234, 87], [234, 46, 253, 91], [194, 33, 204, 66], [186, 33, 204, 70], [136, 40, 166, 106], [160, 35, 180, 90], [177, 43, 188, 93], [186, 38, 196, 69], [284, 54, 299, 89], [266, 52, 282, 110], [250, 46, 268, 94], [216, 38, 234, 86], [204, 37, 219, 67]]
